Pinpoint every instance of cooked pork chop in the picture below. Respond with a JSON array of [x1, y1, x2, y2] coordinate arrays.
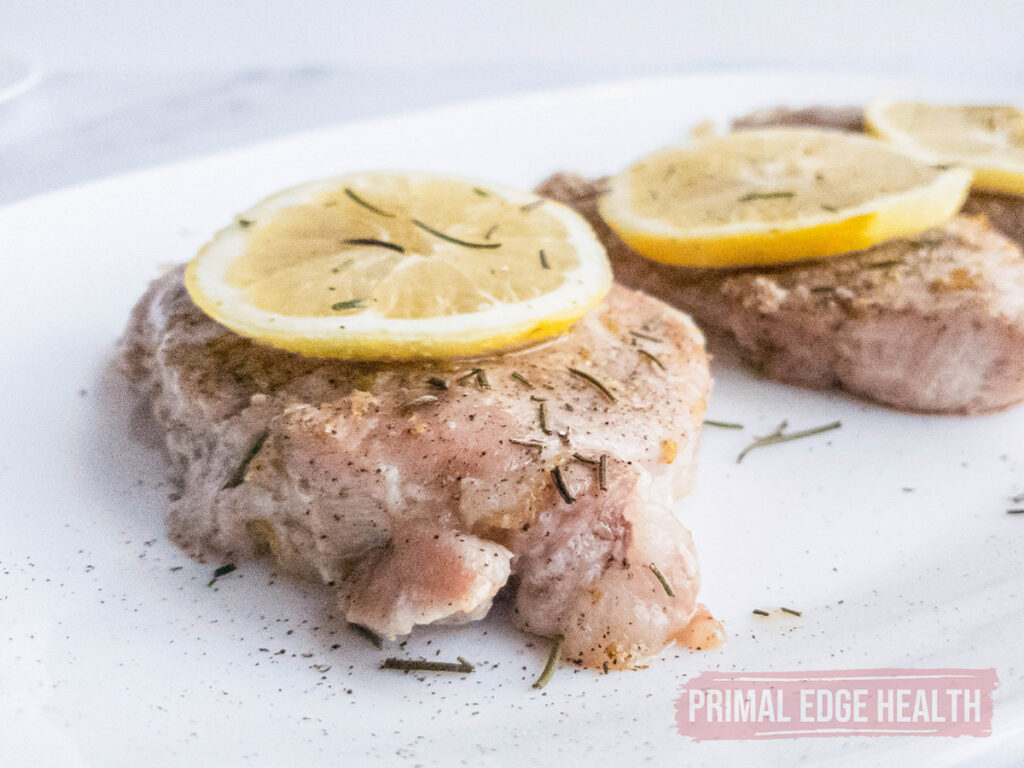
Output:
[[732, 105, 1024, 250], [121, 267, 718, 669], [537, 173, 1024, 414]]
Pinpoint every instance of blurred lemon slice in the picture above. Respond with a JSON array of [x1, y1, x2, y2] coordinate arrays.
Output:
[[599, 128, 972, 268], [865, 99, 1024, 195], [185, 171, 612, 359]]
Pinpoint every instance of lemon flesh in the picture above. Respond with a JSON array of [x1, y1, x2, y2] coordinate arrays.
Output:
[[865, 99, 1024, 196], [185, 172, 612, 360], [600, 128, 972, 268]]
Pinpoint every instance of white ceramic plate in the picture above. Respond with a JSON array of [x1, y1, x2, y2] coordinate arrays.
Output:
[[2, 72, 1022, 767], [0, 55, 39, 103]]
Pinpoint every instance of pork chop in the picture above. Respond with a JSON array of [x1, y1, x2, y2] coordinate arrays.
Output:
[[120, 267, 719, 669], [537, 173, 1024, 414], [732, 105, 1024, 250]]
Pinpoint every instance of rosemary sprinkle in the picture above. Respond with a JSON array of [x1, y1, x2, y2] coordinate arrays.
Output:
[[599, 454, 608, 491], [629, 330, 662, 343], [567, 367, 616, 402], [739, 190, 795, 202], [539, 249, 550, 269], [510, 371, 534, 389], [736, 420, 841, 464], [413, 219, 501, 249], [332, 298, 366, 311], [703, 420, 743, 430], [344, 187, 396, 217], [649, 563, 675, 597], [223, 431, 268, 489], [207, 563, 236, 587], [752, 609, 770, 617], [381, 657, 474, 673], [509, 438, 545, 451], [865, 259, 904, 270], [638, 348, 665, 370], [520, 199, 546, 212], [426, 376, 449, 390], [538, 400, 551, 435], [1008, 509, 1024, 515], [349, 623, 383, 649], [342, 237, 405, 253], [550, 466, 575, 504], [780, 607, 802, 617], [532, 634, 563, 690], [457, 368, 489, 389]]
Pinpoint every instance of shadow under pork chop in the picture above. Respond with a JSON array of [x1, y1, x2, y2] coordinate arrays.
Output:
[[120, 267, 718, 669], [537, 173, 1024, 414]]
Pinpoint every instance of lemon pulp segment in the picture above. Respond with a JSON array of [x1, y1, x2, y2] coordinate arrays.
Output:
[[185, 171, 612, 359], [600, 128, 972, 268]]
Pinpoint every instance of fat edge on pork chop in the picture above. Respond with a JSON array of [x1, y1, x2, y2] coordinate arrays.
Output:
[[537, 159, 1024, 414], [120, 267, 722, 669]]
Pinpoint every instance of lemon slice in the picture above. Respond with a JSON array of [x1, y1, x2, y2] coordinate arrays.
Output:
[[865, 99, 1024, 195], [185, 171, 611, 360], [599, 128, 972, 268]]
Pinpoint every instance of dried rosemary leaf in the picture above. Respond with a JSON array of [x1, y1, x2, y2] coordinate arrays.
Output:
[[332, 298, 367, 311], [207, 563, 237, 587], [532, 634, 563, 690], [510, 371, 534, 389], [567, 367, 616, 402], [349, 623, 383, 649], [344, 187, 396, 217], [550, 466, 575, 504], [736, 420, 841, 463], [649, 563, 674, 597], [637, 348, 665, 370], [413, 219, 501, 249], [342, 237, 405, 253], [739, 190, 794, 202], [381, 657, 474, 673], [223, 431, 269, 489]]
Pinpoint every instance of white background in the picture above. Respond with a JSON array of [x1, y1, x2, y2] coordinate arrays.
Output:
[[5, 0, 1024, 74], [2, 1, 1024, 203]]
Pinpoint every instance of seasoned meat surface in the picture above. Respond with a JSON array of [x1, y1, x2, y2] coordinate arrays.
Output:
[[537, 173, 1024, 414], [121, 267, 716, 668], [732, 104, 865, 133]]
